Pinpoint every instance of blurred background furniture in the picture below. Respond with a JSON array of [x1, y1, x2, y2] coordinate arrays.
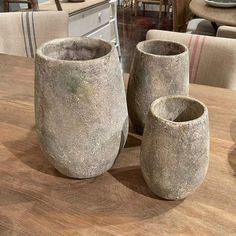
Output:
[[135, 0, 163, 18], [217, 26, 236, 39], [121, 0, 133, 7], [134, 0, 172, 18], [3, 0, 38, 11], [190, 0, 236, 27], [164, 0, 171, 14], [147, 29, 236, 89], [110, 0, 121, 56], [0, 11, 68, 57], [173, 0, 215, 36], [38, 0, 121, 56]]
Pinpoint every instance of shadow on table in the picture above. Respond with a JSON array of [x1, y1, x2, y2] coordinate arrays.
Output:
[[125, 132, 142, 148], [109, 165, 183, 217], [229, 118, 236, 177], [3, 123, 142, 177], [110, 165, 157, 199], [3, 126, 65, 178]]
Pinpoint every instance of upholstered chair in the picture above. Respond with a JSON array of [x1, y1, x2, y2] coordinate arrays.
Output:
[[217, 26, 236, 39], [0, 11, 68, 57], [173, 0, 216, 36], [146, 29, 236, 89]]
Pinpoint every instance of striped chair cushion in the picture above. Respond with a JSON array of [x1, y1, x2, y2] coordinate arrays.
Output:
[[0, 11, 68, 57], [187, 34, 206, 84], [146, 30, 236, 90]]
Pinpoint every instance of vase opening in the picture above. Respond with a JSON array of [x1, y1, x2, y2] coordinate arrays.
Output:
[[152, 97, 205, 123], [138, 40, 186, 56], [41, 38, 112, 61]]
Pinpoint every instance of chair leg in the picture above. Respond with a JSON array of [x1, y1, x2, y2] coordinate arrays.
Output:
[[167, 0, 171, 16], [143, 2, 145, 16], [54, 0, 62, 11], [28, 2, 32, 9], [3, 0, 9, 12], [31, 0, 39, 10], [135, 0, 138, 16], [159, 0, 162, 18]]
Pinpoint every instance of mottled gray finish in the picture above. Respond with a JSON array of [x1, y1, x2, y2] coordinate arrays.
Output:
[[127, 40, 189, 134], [35, 37, 128, 178], [140, 96, 209, 200]]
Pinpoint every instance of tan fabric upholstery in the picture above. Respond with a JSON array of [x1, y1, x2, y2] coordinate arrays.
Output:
[[217, 26, 236, 39], [146, 30, 236, 89], [0, 11, 69, 57]]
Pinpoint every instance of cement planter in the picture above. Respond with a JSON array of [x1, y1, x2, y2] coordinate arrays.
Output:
[[140, 96, 209, 200], [127, 40, 189, 134], [35, 37, 128, 178]]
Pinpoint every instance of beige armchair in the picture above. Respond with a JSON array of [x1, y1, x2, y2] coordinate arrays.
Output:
[[0, 11, 68, 57], [146, 29, 236, 89]]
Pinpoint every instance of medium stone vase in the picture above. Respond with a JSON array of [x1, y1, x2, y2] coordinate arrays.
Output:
[[127, 40, 189, 134], [140, 96, 209, 200], [35, 37, 128, 178]]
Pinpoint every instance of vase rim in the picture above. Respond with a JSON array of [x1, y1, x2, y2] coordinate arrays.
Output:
[[36, 37, 115, 63], [150, 95, 208, 126], [136, 40, 188, 58]]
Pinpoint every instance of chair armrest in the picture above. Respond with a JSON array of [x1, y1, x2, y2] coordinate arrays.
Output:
[[217, 26, 236, 39]]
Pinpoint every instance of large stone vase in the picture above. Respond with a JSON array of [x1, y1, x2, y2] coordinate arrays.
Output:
[[127, 40, 189, 134], [140, 96, 209, 200], [35, 37, 128, 178]]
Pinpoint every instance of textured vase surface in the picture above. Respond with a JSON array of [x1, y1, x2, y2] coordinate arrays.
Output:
[[140, 96, 209, 200], [35, 37, 128, 178], [127, 40, 189, 134]]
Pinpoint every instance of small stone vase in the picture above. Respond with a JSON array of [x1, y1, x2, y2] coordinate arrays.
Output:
[[35, 37, 128, 178], [127, 40, 189, 134], [140, 96, 209, 200]]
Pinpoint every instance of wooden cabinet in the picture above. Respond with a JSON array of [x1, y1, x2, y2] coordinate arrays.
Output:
[[68, 3, 110, 37], [86, 23, 111, 41], [69, 0, 121, 56], [109, 0, 121, 56], [39, 0, 121, 56]]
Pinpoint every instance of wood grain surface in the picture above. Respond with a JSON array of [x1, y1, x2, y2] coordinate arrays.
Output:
[[0, 53, 236, 235], [190, 0, 236, 27]]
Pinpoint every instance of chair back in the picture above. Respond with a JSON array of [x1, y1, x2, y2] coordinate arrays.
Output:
[[217, 26, 236, 39], [0, 11, 68, 57], [147, 30, 236, 90]]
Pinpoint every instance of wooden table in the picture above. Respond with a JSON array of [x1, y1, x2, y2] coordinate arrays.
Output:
[[0, 53, 236, 235], [190, 0, 236, 26]]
